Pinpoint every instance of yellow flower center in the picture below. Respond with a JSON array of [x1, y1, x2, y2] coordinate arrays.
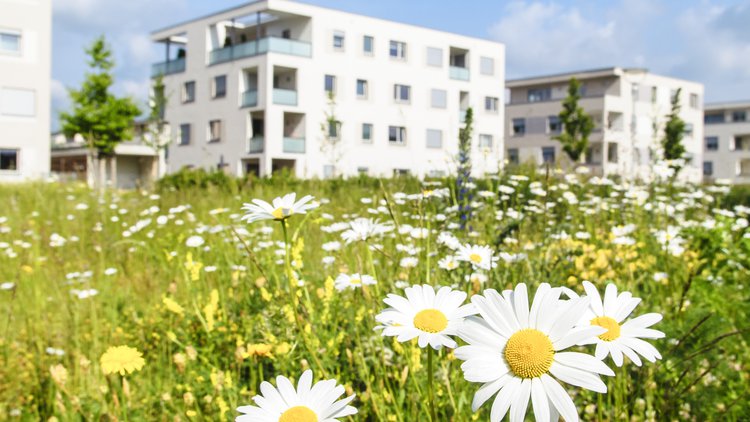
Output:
[[350, 278, 361, 285], [504, 329, 554, 378], [413, 309, 448, 333], [272, 207, 290, 220], [590, 316, 621, 341], [469, 253, 483, 264], [279, 406, 317, 422]]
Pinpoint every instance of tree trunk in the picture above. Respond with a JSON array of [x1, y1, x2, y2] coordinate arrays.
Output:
[[98, 155, 106, 194]]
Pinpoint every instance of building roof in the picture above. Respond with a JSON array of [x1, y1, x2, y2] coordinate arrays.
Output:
[[704, 100, 750, 111]]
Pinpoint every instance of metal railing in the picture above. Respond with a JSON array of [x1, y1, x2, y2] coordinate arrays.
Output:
[[283, 137, 305, 153], [273, 88, 298, 106], [449, 66, 470, 81], [208, 37, 312, 65], [248, 136, 264, 153], [151, 58, 186, 77]]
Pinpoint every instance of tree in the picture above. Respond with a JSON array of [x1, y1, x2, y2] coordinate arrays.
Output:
[[60, 36, 141, 189], [661, 88, 686, 175], [142, 74, 171, 182], [554, 77, 594, 163], [456, 108, 473, 230], [319, 91, 343, 177]]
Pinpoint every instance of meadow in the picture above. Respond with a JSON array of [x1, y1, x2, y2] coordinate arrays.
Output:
[[0, 168, 748, 421]]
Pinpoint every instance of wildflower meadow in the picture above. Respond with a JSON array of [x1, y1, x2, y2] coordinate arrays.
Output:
[[1, 168, 748, 421]]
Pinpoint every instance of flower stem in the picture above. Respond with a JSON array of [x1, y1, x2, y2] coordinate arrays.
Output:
[[427, 347, 437, 422]]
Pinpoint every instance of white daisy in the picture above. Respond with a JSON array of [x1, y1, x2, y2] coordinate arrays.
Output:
[[456, 244, 497, 270], [185, 235, 205, 248], [375, 284, 475, 349], [574, 281, 665, 367], [341, 218, 392, 243], [334, 273, 377, 291], [236, 370, 356, 422], [240, 193, 318, 224], [455, 283, 614, 422], [438, 256, 459, 271]]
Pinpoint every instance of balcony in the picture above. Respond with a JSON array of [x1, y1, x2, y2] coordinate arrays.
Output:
[[208, 37, 312, 65], [242, 90, 258, 107], [450, 66, 470, 81], [283, 137, 305, 153], [151, 58, 186, 77], [248, 136, 264, 153], [273, 88, 298, 106]]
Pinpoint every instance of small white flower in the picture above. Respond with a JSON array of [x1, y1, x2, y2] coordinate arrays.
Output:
[[185, 235, 205, 248], [334, 273, 377, 291]]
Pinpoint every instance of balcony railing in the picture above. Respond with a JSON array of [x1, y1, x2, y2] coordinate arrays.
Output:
[[208, 37, 312, 65], [248, 136, 264, 153], [242, 90, 258, 107], [449, 66, 470, 81], [151, 58, 186, 77], [273, 88, 298, 106], [459, 109, 467, 123], [283, 137, 305, 153]]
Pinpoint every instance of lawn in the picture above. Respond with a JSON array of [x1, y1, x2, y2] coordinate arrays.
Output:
[[0, 169, 748, 421]]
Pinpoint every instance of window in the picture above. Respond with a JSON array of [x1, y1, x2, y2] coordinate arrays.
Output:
[[394, 84, 411, 103], [548, 115, 562, 133], [356, 79, 368, 99], [542, 147, 555, 164], [182, 81, 195, 103], [732, 111, 747, 122], [324, 75, 336, 94], [431, 89, 447, 108], [362, 123, 373, 143], [389, 40, 406, 60], [507, 148, 519, 165], [363, 36, 374, 55], [485, 97, 499, 112], [426, 129, 442, 149], [426, 47, 442, 67], [705, 113, 724, 124], [684, 123, 694, 137], [208, 120, 222, 143], [479, 134, 493, 149], [607, 143, 618, 163], [480, 57, 494, 75], [357, 167, 369, 174], [0, 149, 18, 171], [327, 120, 341, 139], [393, 169, 410, 176], [389, 126, 406, 144], [213, 75, 227, 99], [670, 89, 679, 103], [703, 161, 713, 176], [323, 165, 335, 178], [705, 136, 719, 151], [281, 29, 291, 39], [651, 86, 658, 103], [0, 31, 21, 54], [333, 31, 345, 50], [179, 124, 191, 145], [690, 93, 699, 109], [528, 88, 551, 102], [0, 88, 35, 117], [512, 118, 526, 136]]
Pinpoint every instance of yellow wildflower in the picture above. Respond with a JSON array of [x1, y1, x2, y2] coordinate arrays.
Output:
[[99, 346, 145, 376]]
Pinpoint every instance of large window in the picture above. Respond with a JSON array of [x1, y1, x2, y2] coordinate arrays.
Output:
[[388, 126, 406, 145], [333, 31, 345, 51], [705, 136, 719, 151], [480, 57, 495, 75], [0, 31, 21, 54], [430, 89, 447, 108], [0, 149, 18, 171], [182, 81, 195, 103], [389, 40, 406, 60], [363, 36, 374, 55], [542, 147, 555, 164], [426, 47, 442, 67], [212, 75, 226, 99], [703, 161, 713, 176], [426, 129, 442, 149], [208, 120, 222, 143], [479, 134, 493, 149], [324, 75, 336, 95], [528, 88, 551, 102], [512, 118, 526, 136], [179, 124, 191, 145], [356, 79, 368, 99], [704, 113, 724, 124], [362, 123, 373, 143], [507, 148, 519, 165], [689, 93, 699, 109], [394, 84, 411, 103], [485, 97, 499, 112], [0, 87, 35, 117], [733, 111, 747, 122], [548, 115, 562, 133]]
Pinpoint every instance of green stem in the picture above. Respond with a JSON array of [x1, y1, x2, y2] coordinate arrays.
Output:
[[427, 347, 437, 422]]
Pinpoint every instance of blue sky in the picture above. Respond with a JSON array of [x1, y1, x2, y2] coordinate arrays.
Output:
[[51, 0, 750, 129]]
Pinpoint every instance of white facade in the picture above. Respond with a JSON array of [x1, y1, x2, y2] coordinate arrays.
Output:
[[505, 67, 704, 183], [0, 0, 51, 181], [703, 101, 750, 184], [150, 0, 505, 178]]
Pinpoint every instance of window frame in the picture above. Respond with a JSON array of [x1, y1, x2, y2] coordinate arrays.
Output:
[[333, 31, 345, 51], [389, 40, 407, 60], [179, 123, 191, 146], [362, 123, 373, 143], [485, 96, 499, 112], [393, 84, 411, 104], [363, 35, 374, 56], [542, 146, 556, 164], [512, 118, 526, 136], [0, 148, 19, 172], [703, 161, 713, 176], [356, 79, 368, 99], [324, 74, 336, 95], [480, 56, 495, 76], [507, 148, 519, 165], [182, 81, 196, 103], [388, 125, 407, 145], [208, 119, 222, 143], [527, 88, 551, 103], [705, 136, 719, 151], [426, 129, 443, 149], [478, 134, 493, 150], [0, 30, 21, 55], [212, 75, 227, 99], [430, 89, 447, 109]]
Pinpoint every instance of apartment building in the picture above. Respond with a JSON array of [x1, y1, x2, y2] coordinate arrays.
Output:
[[150, 0, 505, 178], [505, 67, 704, 183], [0, 0, 51, 181], [703, 101, 750, 184]]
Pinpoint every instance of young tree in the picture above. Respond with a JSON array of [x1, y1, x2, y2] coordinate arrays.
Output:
[[661, 88, 687, 175], [456, 108, 473, 230], [142, 74, 171, 183], [554, 77, 594, 163], [319, 92, 343, 177], [60, 36, 141, 189]]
